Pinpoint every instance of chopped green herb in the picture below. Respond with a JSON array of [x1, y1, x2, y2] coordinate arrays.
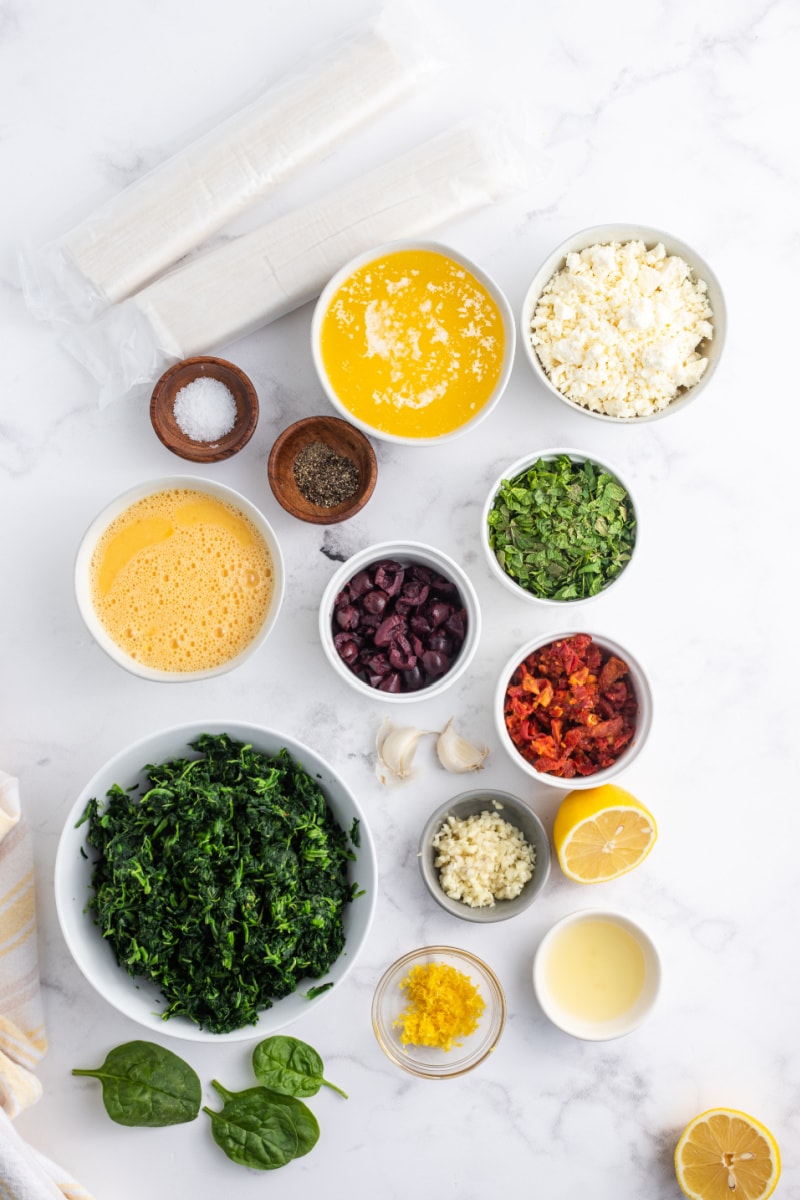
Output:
[[72, 1041, 201, 1127], [487, 454, 636, 600], [252, 1035, 348, 1099], [82, 733, 360, 1034]]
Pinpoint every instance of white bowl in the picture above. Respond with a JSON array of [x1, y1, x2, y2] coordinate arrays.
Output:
[[74, 475, 285, 682], [520, 223, 726, 422], [481, 447, 638, 606], [532, 909, 661, 1040], [54, 721, 378, 1043], [319, 540, 481, 703], [494, 630, 653, 788], [311, 239, 516, 446]]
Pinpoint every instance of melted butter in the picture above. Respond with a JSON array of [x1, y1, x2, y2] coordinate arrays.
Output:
[[545, 919, 646, 1024], [320, 249, 505, 438], [90, 488, 273, 672]]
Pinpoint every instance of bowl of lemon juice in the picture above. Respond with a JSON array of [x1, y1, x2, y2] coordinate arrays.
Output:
[[532, 909, 661, 1040]]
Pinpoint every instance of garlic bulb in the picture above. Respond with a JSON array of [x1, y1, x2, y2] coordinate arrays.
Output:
[[436, 718, 489, 773], [376, 719, 435, 785]]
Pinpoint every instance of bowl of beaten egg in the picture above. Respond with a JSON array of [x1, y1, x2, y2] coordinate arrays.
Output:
[[312, 240, 515, 444], [74, 476, 285, 681]]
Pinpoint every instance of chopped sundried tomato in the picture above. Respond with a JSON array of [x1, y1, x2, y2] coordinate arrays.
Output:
[[503, 634, 638, 778]]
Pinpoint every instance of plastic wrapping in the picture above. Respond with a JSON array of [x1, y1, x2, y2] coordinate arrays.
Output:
[[20, 3, 435, 323], [63, 119, 527, 406]]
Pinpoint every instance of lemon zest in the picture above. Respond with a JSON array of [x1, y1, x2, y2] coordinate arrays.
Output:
[[394, 962, 485, 1052]]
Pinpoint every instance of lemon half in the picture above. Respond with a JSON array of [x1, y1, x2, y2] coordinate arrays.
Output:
[[552, 783, 657, 884], [674, 1107, 781, 1200]]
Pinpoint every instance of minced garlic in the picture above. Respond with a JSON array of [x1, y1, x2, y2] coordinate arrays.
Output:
[[433, 808, 535, 907], [394, 962, 485, 1051]]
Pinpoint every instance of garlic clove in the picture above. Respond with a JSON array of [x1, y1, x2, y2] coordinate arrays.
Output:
[[436, 717, 489, 773], [376, 718, 435, 785]]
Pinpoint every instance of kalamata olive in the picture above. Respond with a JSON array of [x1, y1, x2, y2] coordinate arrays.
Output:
[[362, 588, 388, 615], [374, 560, 404, 596], [333, 633, 360, 665], [335, 604, 359, 631], [360, 650, 391, 676], [402, 664, 426, 691], [428, 600, 451, 628], [374, 612, 405, 647], [422, 649, 449, 677], [348, 570, 374, 598], [401, 580, 429, 606], [444, 609, 466, 639], [331, 556, 468, 693], [388, 635, 416, 670]]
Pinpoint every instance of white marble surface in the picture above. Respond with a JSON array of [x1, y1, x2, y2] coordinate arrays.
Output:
[[2, 0, 799, 1196]]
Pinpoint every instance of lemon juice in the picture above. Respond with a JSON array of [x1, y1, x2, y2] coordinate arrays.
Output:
[[545, 917, 646, 1024]]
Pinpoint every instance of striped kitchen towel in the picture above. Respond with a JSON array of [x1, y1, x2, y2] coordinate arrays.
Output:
[[0, 770, 93, 1200]]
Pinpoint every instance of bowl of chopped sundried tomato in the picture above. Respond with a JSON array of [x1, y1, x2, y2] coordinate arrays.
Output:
[[495, 631, 653, 787]]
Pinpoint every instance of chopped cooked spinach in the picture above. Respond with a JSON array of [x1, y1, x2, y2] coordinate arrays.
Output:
[[252, 1035, 347, 1099], [82, 733, 360, 1034], [487, 453, 636, 600], [72, 1041, 201, 1127]]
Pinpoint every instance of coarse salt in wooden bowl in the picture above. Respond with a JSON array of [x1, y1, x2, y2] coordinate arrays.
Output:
[[268, 415, 377, 525], [150, 356, 259, 463]]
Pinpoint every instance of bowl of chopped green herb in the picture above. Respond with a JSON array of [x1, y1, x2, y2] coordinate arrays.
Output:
[[55, 723, 377, 1042], [482, 449, 638, 605]]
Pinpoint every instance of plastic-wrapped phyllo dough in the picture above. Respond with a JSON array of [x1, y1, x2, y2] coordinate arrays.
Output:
[[64, 118, 527, 406], [19, 3, 435, 323]]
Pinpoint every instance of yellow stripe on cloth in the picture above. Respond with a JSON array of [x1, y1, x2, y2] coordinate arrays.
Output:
[[0, 772, 93, 1198]]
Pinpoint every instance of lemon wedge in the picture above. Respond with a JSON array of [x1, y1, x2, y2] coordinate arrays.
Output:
[[552, 783, 657, 883], [674, 1108, 781, 1200]]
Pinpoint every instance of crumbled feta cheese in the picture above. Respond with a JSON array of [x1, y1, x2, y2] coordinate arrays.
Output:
[[530, 239, 714, 418], [432, 808, 535, 908]]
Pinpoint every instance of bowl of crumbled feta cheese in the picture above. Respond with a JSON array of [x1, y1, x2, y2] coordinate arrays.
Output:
[[418, 790, 551, 922], [521, 225, 726, 421]]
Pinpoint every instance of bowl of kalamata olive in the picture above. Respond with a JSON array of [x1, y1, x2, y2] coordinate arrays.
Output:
[[319, 540, 481, 702]]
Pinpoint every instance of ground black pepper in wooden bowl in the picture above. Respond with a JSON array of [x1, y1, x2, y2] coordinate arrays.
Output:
[[268, 415, 377, 525], [293, 440, 360, 507]]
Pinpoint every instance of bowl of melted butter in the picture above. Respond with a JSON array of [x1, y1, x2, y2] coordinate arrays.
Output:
[[75, 476, 285, 681], [311, 240, 515, 445]]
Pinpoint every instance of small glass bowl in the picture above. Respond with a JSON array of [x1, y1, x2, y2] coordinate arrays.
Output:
[[372, 946, 506, 1078]]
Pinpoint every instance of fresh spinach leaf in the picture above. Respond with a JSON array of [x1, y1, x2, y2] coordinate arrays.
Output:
[[262, 1089, 320, 1156], [203, 1082, 298, 1170], [252, 1035, 348, 1099], [72, 1040, 201, 1127]]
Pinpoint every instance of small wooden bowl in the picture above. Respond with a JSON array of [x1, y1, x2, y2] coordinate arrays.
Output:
[[150, 356, 259, 462], [268, 416, 377, 524]]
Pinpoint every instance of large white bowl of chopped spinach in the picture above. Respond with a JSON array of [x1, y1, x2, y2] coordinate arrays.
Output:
[[55, 723, 377, 1042], [482, 448, 638, 604]]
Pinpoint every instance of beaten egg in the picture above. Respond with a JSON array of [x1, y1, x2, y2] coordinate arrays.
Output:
[[89, 488, 274, 673], [318, 248, 507, 440]]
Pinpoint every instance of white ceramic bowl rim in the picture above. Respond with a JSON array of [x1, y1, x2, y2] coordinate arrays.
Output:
[[520, 222, 727, 423], [311, 239, 516, 446], [532, 908, 661, 1040], [494, 629, 654, 789], [74, 474, 286, 683], [54, 720, 378, 1043], [319, 539, 482, 704], [481, 445, 639, 607]]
